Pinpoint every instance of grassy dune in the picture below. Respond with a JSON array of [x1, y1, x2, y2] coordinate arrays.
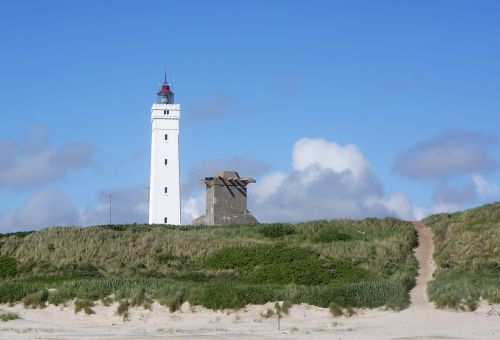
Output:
[[425, 202, 500, 310], [0, 218, 417, 314]]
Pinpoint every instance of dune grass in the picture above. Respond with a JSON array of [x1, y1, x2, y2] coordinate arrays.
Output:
[[0, 311, 19, 322], [0, 218, 417, 312], [425, 202, 500, 310]]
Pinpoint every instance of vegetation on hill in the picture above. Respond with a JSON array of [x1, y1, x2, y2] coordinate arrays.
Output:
[[424, 202, 500, 310], [0, 218, 417, 314]]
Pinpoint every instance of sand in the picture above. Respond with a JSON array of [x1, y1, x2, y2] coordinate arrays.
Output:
[[1, 222, 499, 339]]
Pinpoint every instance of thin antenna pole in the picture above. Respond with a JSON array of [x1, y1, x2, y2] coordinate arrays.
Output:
[[109, 194, 112, 225]]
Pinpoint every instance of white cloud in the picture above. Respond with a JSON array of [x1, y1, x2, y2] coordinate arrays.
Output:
[[292, 138, 369, 178], [472, 174, 500, 196], [0, 190, 79, 233], [365, 192, 415, 221], [181, 191, 205, 225], [431, 181, 477, 205], [0, 125, 94, 188], [80, 185, 149, 226], [244, 138, 417, 222], [252, 171, 287, 204], [393, 131, 498, 180]]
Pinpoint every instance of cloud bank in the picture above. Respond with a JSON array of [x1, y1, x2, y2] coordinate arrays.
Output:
[[2, 131, 498, 232], [393, 130, 500, 216], [393, 131, 497, 180], [183, 138, 415, 224], [0, 126, 95, 188], [0, 190, 79, 232], [0, 184, 149, 233]]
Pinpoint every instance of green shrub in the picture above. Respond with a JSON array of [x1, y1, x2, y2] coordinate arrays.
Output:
[[48, 287, 73, 306], [0, 312, 19, 322], [251, 260, 332, 285], [261, 308, 275, 318], [156, 253, 179, 263], [117, 299, 130, 320], [0, 256, 18, 277], [74, 299, 95, 314], [258, 224, 295, 238], [23, 289, 49, 308], [0, 283, 35, 303], [57, 263, 103, 278], [164, 292, 184, 312], [329, 302, 342, 316], [196, 284, 275, 310], [276, 300, 292, 315], [130, 287, 152, 309], [101, 296, 113, 306], [204, 244, 315, 269], [0, 231, 34, 239], [169, 271, 210, 282], [312, 228, 352, 243]]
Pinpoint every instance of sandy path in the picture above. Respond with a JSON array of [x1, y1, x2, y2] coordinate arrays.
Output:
[[410, 221, 437, 307]]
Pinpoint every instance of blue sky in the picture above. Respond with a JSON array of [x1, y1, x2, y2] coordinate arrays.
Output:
[[1, 1, 499, 231]]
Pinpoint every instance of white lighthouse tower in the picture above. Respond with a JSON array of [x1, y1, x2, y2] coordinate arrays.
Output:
[[148, 76, 181, 225]]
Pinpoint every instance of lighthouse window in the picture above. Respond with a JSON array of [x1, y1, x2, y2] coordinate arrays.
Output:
[[164, 187, 168, 194], [164, 134, 168, 140], [163, 110, 169, 115], [164, 159, 168, 165]]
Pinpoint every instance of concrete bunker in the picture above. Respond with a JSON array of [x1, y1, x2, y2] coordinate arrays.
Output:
[[192, 171, 258, 226]]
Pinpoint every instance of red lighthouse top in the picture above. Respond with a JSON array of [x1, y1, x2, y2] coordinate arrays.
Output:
[[157, 74, 175, 104], [157, 82, 173, 95]]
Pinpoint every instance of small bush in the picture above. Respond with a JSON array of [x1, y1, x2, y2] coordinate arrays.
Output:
[[258, 224, 295, 238], [329, 302, 342, 316], [0, 231, 33, 239], [74, 299, 95, 314], [274, 300, 292, 316], [0, 256, 18, 277], [197, 284, 274, 310], [251, 260, 332, 285], [57, 263, 103, 278], [0, 312, 19, 322], [156, 253, 178, 264], [261, 308, 275, 318], [165, 292, 184, 312], [117, 300, 130, 320], [345, 306, 356, 316], [48, 288, 73, 306], [130, 287, 152, 309], [312, 228, 352, 243], [23, 289, 49, 309], [101, 296, 113, 306], [280, 300, 292, 315], [204, 244, 315, 269]]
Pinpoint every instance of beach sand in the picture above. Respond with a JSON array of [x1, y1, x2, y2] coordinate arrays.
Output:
[[0, 300, 499, 339]]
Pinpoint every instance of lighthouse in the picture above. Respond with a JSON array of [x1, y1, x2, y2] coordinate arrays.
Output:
[[148, 77, 181, 225]]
